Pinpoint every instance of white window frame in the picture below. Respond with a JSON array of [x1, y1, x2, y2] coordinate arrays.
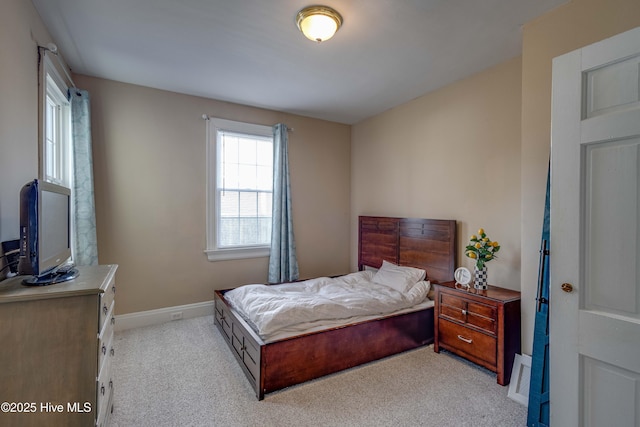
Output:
[[39, 51, 75, 263], [40, 53, 71, 188], [205, 117, 273, 261]]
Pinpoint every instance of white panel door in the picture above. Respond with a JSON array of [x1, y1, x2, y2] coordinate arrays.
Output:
[[550, 26, 640, 427]]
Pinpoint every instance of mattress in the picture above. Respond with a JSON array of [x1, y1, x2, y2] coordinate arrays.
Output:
[[262, 298, 434, 342], [223, 270, 432, 342]]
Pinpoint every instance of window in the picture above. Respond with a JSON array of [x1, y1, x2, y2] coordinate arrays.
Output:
[[206, 118, 273, 261], [41, 55, 71, 187]]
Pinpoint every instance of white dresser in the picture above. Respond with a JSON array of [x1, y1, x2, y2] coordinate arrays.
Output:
[[0, 264, 117, 427]]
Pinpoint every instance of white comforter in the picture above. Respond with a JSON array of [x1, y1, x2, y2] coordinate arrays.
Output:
[[223, 271, 429, 338]]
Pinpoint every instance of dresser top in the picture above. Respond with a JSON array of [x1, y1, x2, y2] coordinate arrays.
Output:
[[0, 264, 118, 303], [436, 281, 521, 303]]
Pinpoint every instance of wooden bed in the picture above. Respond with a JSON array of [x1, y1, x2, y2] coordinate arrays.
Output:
[[213, 216, 456, 399]]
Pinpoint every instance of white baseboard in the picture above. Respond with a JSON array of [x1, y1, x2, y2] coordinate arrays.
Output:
[[115, 300, 214, 331]]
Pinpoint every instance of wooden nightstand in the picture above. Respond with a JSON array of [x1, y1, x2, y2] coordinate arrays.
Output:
[[433, 281, 521, 385]]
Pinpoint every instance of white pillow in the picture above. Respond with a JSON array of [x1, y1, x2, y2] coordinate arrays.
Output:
[[362, 264, 379, 274], [406, 280, 431, 303], [372, 260, 426, 293]]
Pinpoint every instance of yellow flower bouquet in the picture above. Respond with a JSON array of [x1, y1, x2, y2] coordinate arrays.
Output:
[[465, 228, 501, 269]]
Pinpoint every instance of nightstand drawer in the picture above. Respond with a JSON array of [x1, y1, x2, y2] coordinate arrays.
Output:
[[440, 293, 497, 335], [467, 300, 496, 320], [440, 303, 465, 323], [440, 293, 465, 322], [466, 302, 497, 334], [439, 318, 496, 366], [441, 293, 465, 310]]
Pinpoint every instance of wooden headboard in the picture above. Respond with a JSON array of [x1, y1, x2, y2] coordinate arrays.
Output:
[[358, 216, 456, 284]]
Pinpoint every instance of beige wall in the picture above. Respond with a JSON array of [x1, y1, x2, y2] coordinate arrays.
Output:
[[520, 0, 640, 354], [0, 0, 51, 246], [75, 76, 351, 314], [351, 57, 523, 290]]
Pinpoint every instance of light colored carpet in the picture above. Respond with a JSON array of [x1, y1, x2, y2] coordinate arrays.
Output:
[[108, 315, 527, 427]]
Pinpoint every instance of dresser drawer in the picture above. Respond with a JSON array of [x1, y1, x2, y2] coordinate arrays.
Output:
[[96, 353, 113, 422], [97, 390, 114, 427], [98, 305, 115, 377], [98, 307, 113, 372], [438, 318, 496, 366], [99, 276, 116, 328]]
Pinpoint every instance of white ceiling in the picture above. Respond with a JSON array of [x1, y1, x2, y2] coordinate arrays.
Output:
[[32, 0, 567, 125]]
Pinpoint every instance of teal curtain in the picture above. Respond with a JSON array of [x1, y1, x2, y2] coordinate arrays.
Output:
[[268, 124, 299, 283], [69, 89, 99, 266]]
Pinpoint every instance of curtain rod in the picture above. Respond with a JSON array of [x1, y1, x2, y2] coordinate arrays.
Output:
[[38, 44, 77, 89], [201, 114, 293, 132]]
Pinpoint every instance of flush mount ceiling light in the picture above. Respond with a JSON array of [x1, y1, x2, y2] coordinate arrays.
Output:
[[296, 5, 343, 43]]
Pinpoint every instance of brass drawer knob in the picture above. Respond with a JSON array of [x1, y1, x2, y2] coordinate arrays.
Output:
[[561, 283, 574, 293]]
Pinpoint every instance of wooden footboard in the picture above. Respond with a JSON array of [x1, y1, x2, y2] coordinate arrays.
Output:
[[214, 290, 434, 400]]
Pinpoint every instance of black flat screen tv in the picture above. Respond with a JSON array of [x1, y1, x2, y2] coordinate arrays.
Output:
[[18, 179, 78, 286]]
